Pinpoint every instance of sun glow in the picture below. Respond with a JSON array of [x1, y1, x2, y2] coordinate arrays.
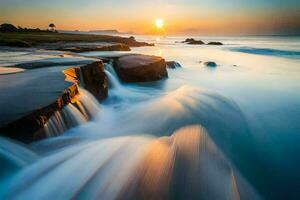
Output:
[[155, 19, 164, 29]]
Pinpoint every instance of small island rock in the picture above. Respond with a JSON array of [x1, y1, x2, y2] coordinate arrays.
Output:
[[183, 38, 205, 45], [204, 61, 217, 67], [166, 61, 182, 69], [207, 42, 223, 45]]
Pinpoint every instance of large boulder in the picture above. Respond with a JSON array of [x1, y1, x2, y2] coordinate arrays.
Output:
[[114, 54, 168, 82]]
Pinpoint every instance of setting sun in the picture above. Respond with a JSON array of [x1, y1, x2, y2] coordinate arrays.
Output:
[[155, 19, 164, 29]]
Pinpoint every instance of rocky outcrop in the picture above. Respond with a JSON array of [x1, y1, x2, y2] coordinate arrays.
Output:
[[0, 84, 79, 143], [0, 61, 108, 143], [76, 61, 108, 101], [183, 38, 204, 45], [56, 43, 130, 53], [114, 54, 168, 82], [123, 36, 155, 47], [182, 38, 223, 46], [207, 42, 223, 45], [166, 61, 182, 69], [204, 61, 217, 67]]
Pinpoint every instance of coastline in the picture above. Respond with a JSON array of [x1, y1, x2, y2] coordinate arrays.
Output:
[[0, 32, 154, 49]]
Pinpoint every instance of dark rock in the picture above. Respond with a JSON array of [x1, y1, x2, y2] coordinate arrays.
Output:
[[129, 36, 135, 41], [204, 61, 217, 67], [183, 38, 205, 45], [0, 83, 79, 143], [188, 40, 205, 45], [207, 42, 223, 45], [166, 61, 182, 69], [183, 38, 195, 43], [114, 54, 168, 82], [76, 61, 108, 101], [0, 61, 108, 143]]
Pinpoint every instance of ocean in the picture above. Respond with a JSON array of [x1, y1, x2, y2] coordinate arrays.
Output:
[[1, 35, 300, 199]]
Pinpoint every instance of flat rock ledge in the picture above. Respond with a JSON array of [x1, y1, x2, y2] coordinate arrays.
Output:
[[0, 61, 108, 143], [114, 54, 168, 82], [56, 43, 130, 53]]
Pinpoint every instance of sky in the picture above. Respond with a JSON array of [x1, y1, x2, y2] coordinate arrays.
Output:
[[1, 0, 300, 35]]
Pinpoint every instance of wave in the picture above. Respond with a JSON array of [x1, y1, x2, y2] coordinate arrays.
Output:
[[30, 85, 259, 192], [1, 126, 260, 200], [228, 47, 300, 58]]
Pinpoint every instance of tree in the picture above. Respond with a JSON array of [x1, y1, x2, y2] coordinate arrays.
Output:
[[49, 23, 56, 31]]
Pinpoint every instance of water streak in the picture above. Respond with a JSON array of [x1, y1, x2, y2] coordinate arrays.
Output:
[[2, 126, 260, 200], [44, 104, 87, 137]]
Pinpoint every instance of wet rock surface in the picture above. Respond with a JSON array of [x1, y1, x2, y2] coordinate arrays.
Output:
[[0, 67, 77, 143], [77, 61, 108, 101], [114, 54, 168, 82], [0, 61, 108, 143], [55, 43, 130, 53]]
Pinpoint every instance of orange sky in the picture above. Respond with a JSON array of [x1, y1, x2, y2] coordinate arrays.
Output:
[[1, 0, 300, 35]]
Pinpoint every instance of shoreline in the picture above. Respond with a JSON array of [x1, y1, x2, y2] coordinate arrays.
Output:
[[0, 32, 154, 49]]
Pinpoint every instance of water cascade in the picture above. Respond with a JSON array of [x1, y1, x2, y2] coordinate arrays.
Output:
[[43, 88, 101, 138], [104, 62, 122, 90], [43, 104, 87, 137]]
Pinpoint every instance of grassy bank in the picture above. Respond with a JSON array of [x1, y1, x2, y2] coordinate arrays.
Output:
[[0, 32, 148, 47]]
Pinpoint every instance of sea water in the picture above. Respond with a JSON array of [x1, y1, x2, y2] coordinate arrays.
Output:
[[1, 36, 300, 199]]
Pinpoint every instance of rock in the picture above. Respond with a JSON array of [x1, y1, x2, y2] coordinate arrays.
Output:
[[166, 61, 182, 69], [76, 61, 108, 101], [183, 38, 205, 45], [204, 61, 217, 67], [0, 61, 108, 143], [114, 54, 168, 82], [129, 36, 135, 41], [106, 37, 154, 47], [188, 40, 205, 45], [207, 42, 223, 45], [183, 38, 195, 43], [56, 43, 130, 53]]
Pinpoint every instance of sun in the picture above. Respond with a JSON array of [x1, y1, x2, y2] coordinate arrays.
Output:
[[155, 19, 164, 29]]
